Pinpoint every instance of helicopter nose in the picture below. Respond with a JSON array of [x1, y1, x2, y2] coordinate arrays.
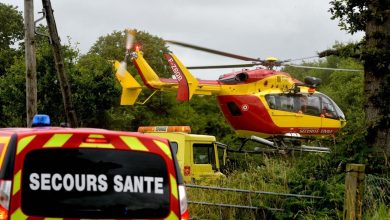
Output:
[[340, 119, 347, 128]]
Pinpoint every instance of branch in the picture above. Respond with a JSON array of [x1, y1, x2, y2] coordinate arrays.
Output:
[[318, 42, 363, 59]]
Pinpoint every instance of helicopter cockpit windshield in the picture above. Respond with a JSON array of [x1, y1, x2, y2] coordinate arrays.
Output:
[[265, 93, 345, 120], [321, 93, 345, 120]]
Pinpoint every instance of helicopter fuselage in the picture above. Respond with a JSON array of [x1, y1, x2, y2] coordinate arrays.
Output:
[[217, 93, 345, 138], [215, 69, 346, 137]]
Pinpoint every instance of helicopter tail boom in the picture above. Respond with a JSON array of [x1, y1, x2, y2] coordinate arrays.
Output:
[[132, 51, 165, 90]]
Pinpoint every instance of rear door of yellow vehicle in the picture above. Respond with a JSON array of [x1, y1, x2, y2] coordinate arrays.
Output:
[[9, 129, 181, 219]]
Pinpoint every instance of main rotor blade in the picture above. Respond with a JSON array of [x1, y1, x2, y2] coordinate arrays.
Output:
[[125, 29, 136, 50], [284, 64, 363, 72], [166, 40, 261, 62], [187, 63, 258, 69]]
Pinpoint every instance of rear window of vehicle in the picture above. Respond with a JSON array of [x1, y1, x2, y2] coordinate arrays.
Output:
[[21, 148, 170, 219]]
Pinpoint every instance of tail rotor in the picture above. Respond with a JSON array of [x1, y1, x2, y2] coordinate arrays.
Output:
[[118, 29, 136, 76]]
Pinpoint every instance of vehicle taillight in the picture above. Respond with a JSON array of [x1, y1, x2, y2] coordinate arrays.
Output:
[[0, 206, 7, 220], [0, 180, 11, 220], [178, 184, 189, 220], [84, 138, 109, 143]]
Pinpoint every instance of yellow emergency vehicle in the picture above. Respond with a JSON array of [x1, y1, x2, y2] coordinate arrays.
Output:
[[138, 126, 226, 183]]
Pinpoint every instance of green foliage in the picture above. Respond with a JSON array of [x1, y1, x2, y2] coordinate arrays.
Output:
[[188, 154, 349, 219], [89, 29, 171, 77], [0, 56, 26, 126], [188, 156, 291, 219], [0, 3, 23, 76], [329, 0, 368, 34], [0, 4, 25, 125], [0, 24, 84, 127], [329, 0, 390, 159], [172, 96, 231, 139], [72, 53, 120, 127], [364, 203, 390, 220], [0, 3, 23, 48], [284, 154, 345, 219], [89, 31, 125, 61]]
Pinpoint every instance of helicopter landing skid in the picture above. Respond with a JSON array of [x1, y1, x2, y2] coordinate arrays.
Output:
[[234, 135, 331, 154]]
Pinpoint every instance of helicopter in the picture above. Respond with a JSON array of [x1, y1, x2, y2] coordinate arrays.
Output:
[[114, 30, 348, 153]]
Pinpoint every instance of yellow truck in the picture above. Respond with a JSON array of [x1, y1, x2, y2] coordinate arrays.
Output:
[[138, 126, 226, 183]]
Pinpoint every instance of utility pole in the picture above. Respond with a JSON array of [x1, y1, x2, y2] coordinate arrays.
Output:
[[24, 0, 37, 127], [42, 0, 78, 127]]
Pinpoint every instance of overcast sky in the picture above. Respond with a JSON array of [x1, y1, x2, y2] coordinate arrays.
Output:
[[3, 0, 363, 79]]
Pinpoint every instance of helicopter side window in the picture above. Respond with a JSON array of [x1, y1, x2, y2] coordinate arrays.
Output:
[[266, 94, 301, 113], [293, 96, 302, 112], [321, 96, 338, 119], [266, 95, 277, 109], [227, 102, 242, 116], [298, 95, 308, 113], [305, 95, 321, 116], [280, 96, 294, 112]]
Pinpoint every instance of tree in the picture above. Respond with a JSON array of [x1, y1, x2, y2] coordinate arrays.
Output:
[[0, 3, 23, 48], [72, 53, 120, 128], [0, 3, 24, 125], [0, 3, 23, 75], [0, 25, 80, 127], [329, 0, 390, 158]]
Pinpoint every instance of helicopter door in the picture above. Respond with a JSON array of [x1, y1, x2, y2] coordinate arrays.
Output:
[[319, 95, 338, 119], [318, 93, 345, 133], [265, 94, 302, 129], [299, 94, 323, 131]]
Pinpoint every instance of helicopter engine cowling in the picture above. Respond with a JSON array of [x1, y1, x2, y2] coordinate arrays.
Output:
[[219, 72, 249, 84]]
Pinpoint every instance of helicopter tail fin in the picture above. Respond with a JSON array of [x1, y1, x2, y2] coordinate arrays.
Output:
[[132, 51, 163, 89], [114, 60, 142, 105], [164, 53, 199, 101]]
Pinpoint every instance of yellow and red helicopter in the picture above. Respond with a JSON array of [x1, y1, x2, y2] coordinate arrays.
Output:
[[114, 30, 348, 153]]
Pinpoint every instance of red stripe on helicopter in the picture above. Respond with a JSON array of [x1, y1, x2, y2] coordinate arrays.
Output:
[[164, 54, 190, 101], [217, 95, 340, 137], [133, 61, 156, 90], [217, 95, 280, 136]]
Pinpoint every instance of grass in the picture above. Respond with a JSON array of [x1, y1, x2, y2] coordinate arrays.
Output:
[[187, 155, 298, 219], [363, 203, 389, 220], [186, 153, 389, 219]]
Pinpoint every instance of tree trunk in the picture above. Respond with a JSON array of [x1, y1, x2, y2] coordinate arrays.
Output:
[[42, 0, 78, 127], [24, 0, 37, 127], [364, 0, 390, 156]]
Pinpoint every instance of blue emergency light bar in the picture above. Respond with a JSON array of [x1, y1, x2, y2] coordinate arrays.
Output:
[[32, 114, 51, 127]]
